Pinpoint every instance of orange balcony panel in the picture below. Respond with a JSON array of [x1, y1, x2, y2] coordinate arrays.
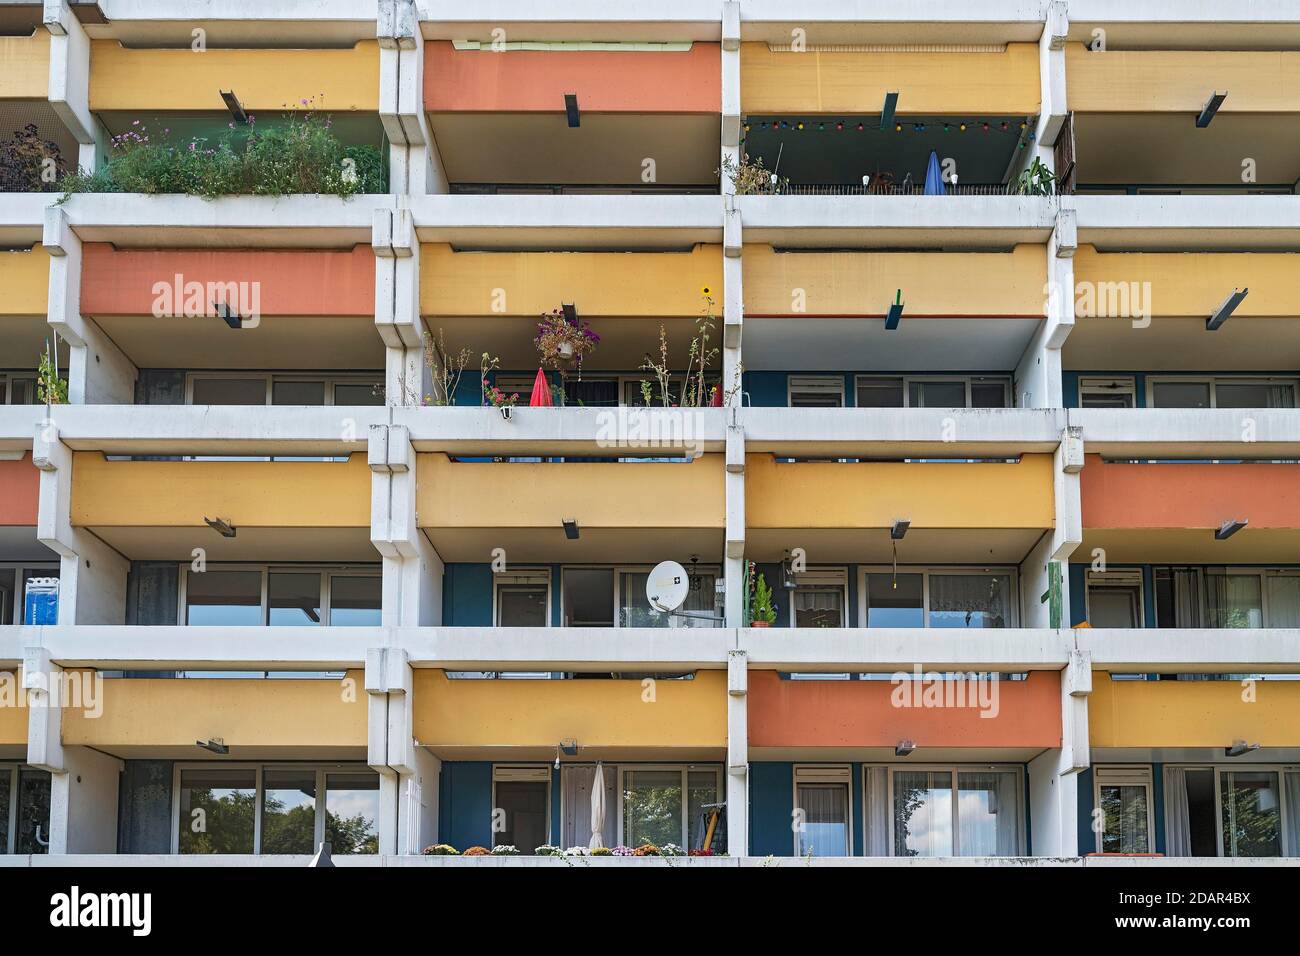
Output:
[[424, 41, 721, 113], [79, 244, 375, 317], [0, 453, 39, 527], [748, 670, 1062, 752]]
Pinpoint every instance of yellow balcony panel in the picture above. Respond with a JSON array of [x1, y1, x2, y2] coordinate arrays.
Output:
[[0, 33, 50, 100], [743, 244, 1047, 318], [740, 41, 1040, 116], [413, 669, 727, 759], [88, 40, 380, 112], [420, 243, 723, 318], [69, 453, 374, 561], [1090, 673, 1300, 750], [0, 245, 49, 316], [0, 672, 27, 753], [1066, 46, 1300, 114], [417, 453, 725, 562], [62, 671, 367, 758], [746, 453, 1054, 563]]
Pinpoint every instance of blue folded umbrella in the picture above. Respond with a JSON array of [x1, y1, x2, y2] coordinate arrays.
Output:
[[923, 149, 945, 195]]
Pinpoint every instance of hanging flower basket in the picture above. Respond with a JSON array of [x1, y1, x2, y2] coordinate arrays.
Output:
[[535, 306, 599, 375]]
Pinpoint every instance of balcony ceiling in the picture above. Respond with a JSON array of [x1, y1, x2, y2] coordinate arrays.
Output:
[[1065, 23, 1300, 51], [86, 526, 378, 562], [0, 526, 56, 563], [743, 317, 1041, 372], [1075, 113, 1300, 187], [746, 528, 1047, 565], [1080, 529, 1300, 565], [422, 528, 725, 564], [1064, 316, 1300, 371]]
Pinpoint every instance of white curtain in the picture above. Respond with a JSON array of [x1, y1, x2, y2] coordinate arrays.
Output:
[[928, 575, 1010, 628], [1164, 768, 1192, 857], [561, 765, 616, 849], [1171, 570, 1202, 628], [1207, 574, 1263, 628], [795, 784, 849, 857], [1268, 577, 1300, 628], [958, 771, 1019, 856], [864, 767, 890, 856]]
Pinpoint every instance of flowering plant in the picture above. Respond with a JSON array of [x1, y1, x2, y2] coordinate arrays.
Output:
[[591, 847, 613, 856], [562, 846, 591, 856], [490, 845, 520, 855], [535, 307, 599, 375], [689, 848, 715, 857], [535, 845, 563, 856], [660, 844, 686, 857], [421, 844, 459, 855], [483, 380, 519, 409], [610, 845, 636, 857], [462, 846, 490, 856], [633, 843, 663, 857]]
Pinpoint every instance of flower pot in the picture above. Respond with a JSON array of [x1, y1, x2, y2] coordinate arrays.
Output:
[[751, 620, 771, 628], [500, 405, 513, 422], [556, 341, 575, 359]]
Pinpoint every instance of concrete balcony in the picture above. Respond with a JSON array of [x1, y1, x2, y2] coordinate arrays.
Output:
[[745, 452, 1054, 562], [68, 453, 374, 561], [416, 452, 726, 561], [412, 668, 727, 760], [61, 669, 368, 759], [747, 670, 1063, 761], [1079, 454, 1300, 563]]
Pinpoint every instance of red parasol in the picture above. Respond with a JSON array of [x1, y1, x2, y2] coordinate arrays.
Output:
[[529, 368, 553, 406]]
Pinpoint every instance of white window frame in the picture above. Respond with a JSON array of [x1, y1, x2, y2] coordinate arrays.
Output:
[[0, 372, 39, 406], [1146, 376, 1300, 410], [787, 376, 845, 408], [789, 568, 849, 629], [792, 764, 853, 856], [853, 374, 1012, 409], [170, 763, 380, 855], [184, 372, 384, 406], [1084, 569, 1145, 628], [857, 566, 1020, 629], [558, 564, 723, 630], [0, 563, 61, 625], [1092, 765, 1156, 854], [491, 765, 552, 848], [177, 564, 381, 628], [616, 764, 722, 850], [1201, 567, 1300, 629], [1079, 376, 1136, 409], [492, 570, 552, 628], [1163, 764, 1298, 858], [1, 764, 18, 853], [866, 764, 1026, 857]]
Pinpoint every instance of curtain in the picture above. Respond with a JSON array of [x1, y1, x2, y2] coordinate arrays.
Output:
[[864, 767, 890, 856], [893, 771, 952, 856], [1268, 384, 1296, 409], [1164, 768, 1192, 857], [796, 784, 849, 856], [561, 765, 616, 850], [1171, 570, 1202, 628], [928, 574, 1010, 628], [1207, 574, 1263, 628], [1267, 577, 1300, 628], [1285, 773, 1300, 856], [957, 771, 1020, 856]]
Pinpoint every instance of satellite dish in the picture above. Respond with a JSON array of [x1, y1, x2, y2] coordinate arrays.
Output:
[[647, 561, 690, 613]]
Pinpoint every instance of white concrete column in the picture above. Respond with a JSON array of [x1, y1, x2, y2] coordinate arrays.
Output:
[[722, 198, 742, 379], [1015, 207, 1075, 409], [720, 0, 741, 196], [33, 422, 128, 624], [371, 423, 443, 626], [1021, 425, 1082, 627], [1033, 0, 1069, 168], [725, 648, 748, 855], [44, 207, 137, 404], [724, 415, 746, 627], [43, 0, 103, 172], [366, 646, 433, 855], [380, 0, 448, 195], [1029, 648, 1090, 857], [373, 207, 430, 407]]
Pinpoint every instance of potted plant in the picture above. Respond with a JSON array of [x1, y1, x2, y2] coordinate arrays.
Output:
[[421, 843, 459, 855], [751, 573, 777, 627], [535, 306, 599, 378], [1014, 156, 1056, 196]]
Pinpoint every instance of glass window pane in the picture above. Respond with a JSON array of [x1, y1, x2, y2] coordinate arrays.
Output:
[[0, 770, 9, 853], [191, 378, 266, 405], [1099, 784, 1150, 854], [499, 585, 548, 627], [178, 769, 256, 853], [14, 768, 50, 855], [326, 773, 380, 855], [866, 573, 924, 627], [10, 379, 36, 405], [329, 576, 382, 627], [910, 381, 966, 408], [929, 574, 1011, 628], [1152, 382, 1210, 409], [185, 571, 263, 626], [957, 771, 1020, 855], [493, 780, 547, 853], [272, 381, 326, 406], [623, 770, 683, 849], [893, 770, 952, 856], [1206, 574, 1263, 628], [261, 769, 317, 854], [970, 382, 1008, 408], [856, 378, 904, 408], [1220, 771, 1281, 857], [687, 771, 721, 852], [268, 572, 322, 626], [1088, 585, 1141, 628], [333, 383, 384, 406], [794, 588, 843, 627], [1267, 576, 1300, 628], [796, 783, 849, 857]]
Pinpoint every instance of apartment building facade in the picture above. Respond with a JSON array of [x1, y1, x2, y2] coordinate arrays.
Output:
[[1, 0, 1298, 864]]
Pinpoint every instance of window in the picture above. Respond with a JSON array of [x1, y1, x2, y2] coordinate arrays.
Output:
[[0, 765, 51, 854], [1094, 767, 1154, 854], [1149, 377, 1297, 410], [1156, 568, 1300, 629], [0, 565, 61, 625], [620, 766, 720, 851], [174, 765, 379, 855], [794, 766, 851, 857], [186, 373, 384, 407], [868, 765, 1022, 857], [492, 767, 550, 851], [495, 572, 550, 627], [860, 568, 1016, 629], [791, 570, 847, 628], [619, 568, 719, 628], [181, 567, 380, 627], [1165, 766, 1297, 857], [854, 375, 1011, 409], [0, 374, 38, 405], [788, 376, 844, 408], [1086, 571, 1144, 628], [1079, 377, 1135, 409]]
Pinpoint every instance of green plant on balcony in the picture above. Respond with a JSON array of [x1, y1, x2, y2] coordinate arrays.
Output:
[[638, 293, 720, 408], [0, 125, 66, 193], [535, 306, 599, 380], [718, 153, 787, 195], [36, 341, 68, 405], [57, 110, 385, 200], [1014, 157, 1056, 197], [423, 328, 472, 406], [750, 573, 777, 627]]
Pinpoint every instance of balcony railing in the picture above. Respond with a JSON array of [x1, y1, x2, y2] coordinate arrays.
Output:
[[778, 182, 1035, 197]]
